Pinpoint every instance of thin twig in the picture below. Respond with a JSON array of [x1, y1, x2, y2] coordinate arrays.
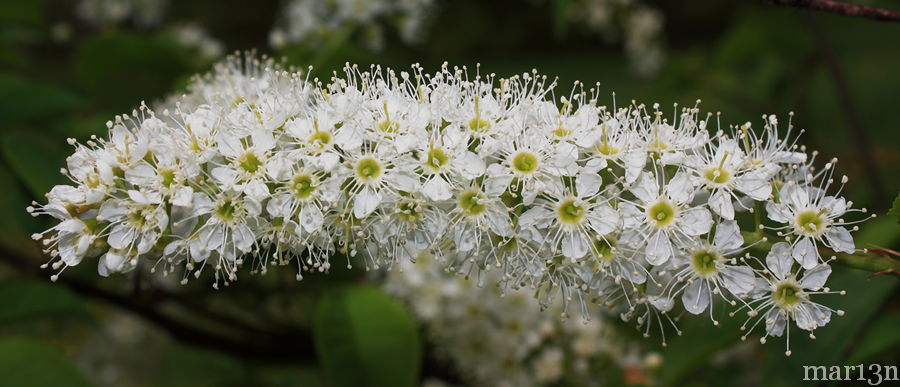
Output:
[[765, 0, 900, 22], [801, 14, 888, 206]]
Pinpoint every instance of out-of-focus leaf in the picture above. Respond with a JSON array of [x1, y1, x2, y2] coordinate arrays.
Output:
[[0, 337, 94, 387], [314, 286, 421, 387], [0, 74, 80, 129], [1, 131, 67, 197], [153, 345, 246, 387], [0, 279, 91, 324], [254, 366, 324, 387], [658, 302, 744, 384], [0, 0, 44, 26], [888, 192, 900, 225], [847, 312, 900, 364], [73, 32, 192, 109], [0, 163, 41, 255]]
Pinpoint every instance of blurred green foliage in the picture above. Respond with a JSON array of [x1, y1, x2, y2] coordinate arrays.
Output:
[[0, 0, 898, 386]]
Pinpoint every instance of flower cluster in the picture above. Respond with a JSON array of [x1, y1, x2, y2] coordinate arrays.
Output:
[[384, 252, 659, 386], [30, 54, 871, 353]]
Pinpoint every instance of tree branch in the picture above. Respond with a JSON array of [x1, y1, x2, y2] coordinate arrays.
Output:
[[764, 0, 900, 22], [800, 13, 888, 206], [0, 246, 316, 364]]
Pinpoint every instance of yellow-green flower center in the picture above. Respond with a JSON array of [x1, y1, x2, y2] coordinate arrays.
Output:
[[593, 237, 617, 262], [127, 207, 153, 228], [468, 118, 490, 132], [704, 167, 731, 185], [292, 175, 316, 199], [216, 199, 236, 221], [378, 120, 400, 133], [159, 169, 176, 187], [310, 130, 332, 147], [425, 147, 449, 172], [647, 200, 677, 227], [356, 158, 382, 182], [458, 191, 486, 216], [553, 127, 571, 137], [595, 143, 619, 156], [773, 282, 804, 307], [796, 210, 826, 235], [557, 199, 585, 225], [691, 249, 720, 276], [239, 152, 263, 173], [511, 152, 539, 174], [397, 200, 423, 222]]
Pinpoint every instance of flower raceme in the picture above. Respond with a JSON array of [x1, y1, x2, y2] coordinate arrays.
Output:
[[28, 54, 872, 353]]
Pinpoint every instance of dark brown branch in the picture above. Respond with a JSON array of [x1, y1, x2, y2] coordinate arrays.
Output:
[[801, 14, 888, 206], [765, 0, 900, 22], [0, 246, 316, 364]]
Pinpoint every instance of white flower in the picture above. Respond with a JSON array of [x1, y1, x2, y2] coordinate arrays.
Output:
[[650, 220, 756, 320], [741, 242, 844, 356], [766, 169, 860, 269], [621, 171, 712, 266]]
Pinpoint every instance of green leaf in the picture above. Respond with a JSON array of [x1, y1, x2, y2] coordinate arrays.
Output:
[[0, 279, 91, 324], [73, 32, 193, 110], [153, 345, 246, 387], [0, 337, 94, 387], [888, 192, 900, 225], [1, 130, 67, 197], [847, 312, 900, 364], [0, 73, 80, 129], [0, 162, 42, 255], [314, 286, 421, 387]]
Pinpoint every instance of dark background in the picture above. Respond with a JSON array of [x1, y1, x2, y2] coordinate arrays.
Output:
[[0, 0, 898, 386]]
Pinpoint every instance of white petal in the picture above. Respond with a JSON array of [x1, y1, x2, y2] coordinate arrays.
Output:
[[107, 224, 135, 250], [680, 208, 712, 236], [709, 189, 734, 220], [459, 151, 486, 179], [649, 295, 674, 312], [825, 227, 855, 253], [721, 266, 756, 296], [800, 264, 831, 291], [422, 176, 452, 201], [630, 172, 658, 204], [587, 204, 618, 235], [646, 230, 672, 265], [765, 310, 786, 337], [682, 280, 710, 315], [98, 201, 127, 221], [353, 187, 382, 219], [714, 220, 744, 251], [792, 237, 820, 269], [391, 172, 419, 192], [734, 172, 771, 201], [666, 172, 693, 204], [125, 163, 156, 185], [766, 242, 794, 279], [300, 205, 324, 233], [576, 173, 603, 197], [766, 201, 792, 223], [562, 232, 589, 260], [233, 224, 255, 252]]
